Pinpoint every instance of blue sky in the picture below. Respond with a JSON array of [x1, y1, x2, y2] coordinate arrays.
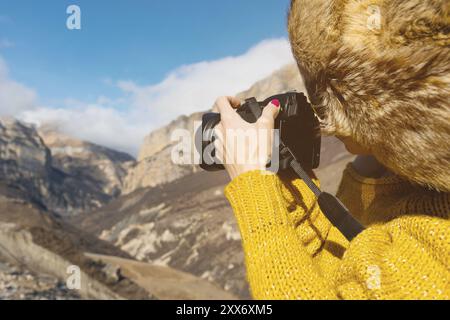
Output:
[[0, 0, 294, 155]]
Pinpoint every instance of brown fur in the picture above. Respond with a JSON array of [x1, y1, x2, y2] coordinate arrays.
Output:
[[288, 0, 450, 192]]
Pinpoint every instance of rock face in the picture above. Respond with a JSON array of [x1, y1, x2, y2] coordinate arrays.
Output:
[[0, 119, 135, 216], [39, 128, 135, 198], [137, 113, 203, 162], [236, 64, 306, 101], [0, 118, 52, 204], [122, 128, 198, 194]]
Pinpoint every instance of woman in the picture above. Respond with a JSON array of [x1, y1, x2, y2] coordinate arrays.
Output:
[[214, 0, 449, 299]]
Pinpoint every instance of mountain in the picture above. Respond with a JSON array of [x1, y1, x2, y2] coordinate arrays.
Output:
[[0, 118, 135, 216], [122, 118, 202, 194], [0, 118, 149, 299], [39, 127, 135, 198]]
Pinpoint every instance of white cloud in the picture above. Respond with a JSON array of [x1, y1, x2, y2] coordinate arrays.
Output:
[[2, 38, 294, 156], [0, 56, 38, 116], [21, 104, 150, 156], [117, 38, 294, 125]]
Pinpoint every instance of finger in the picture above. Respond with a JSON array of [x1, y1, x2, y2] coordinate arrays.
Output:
[[258, 99, 280, 128], [227, 96, 241, 109], [214, 96, 240, 121]]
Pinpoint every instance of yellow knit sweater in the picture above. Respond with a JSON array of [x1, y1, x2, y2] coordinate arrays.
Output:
[[224, 164, 450, 300]]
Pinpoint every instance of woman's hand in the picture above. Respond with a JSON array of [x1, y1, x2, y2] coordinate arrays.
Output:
[[212, 96, 280, 180]]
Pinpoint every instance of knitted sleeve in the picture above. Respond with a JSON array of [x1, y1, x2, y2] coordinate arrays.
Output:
[[224, 170, 450, 300]]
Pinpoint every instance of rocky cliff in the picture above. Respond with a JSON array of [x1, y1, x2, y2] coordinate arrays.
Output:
[[235, 63, 306, 101], [0, 118, 135, 216], [122, 116, 202, 194], [0, 118, 53, 204], [39, 127, 135, 198]]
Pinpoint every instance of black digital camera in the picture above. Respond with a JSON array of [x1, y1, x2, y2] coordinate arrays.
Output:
[[197, 91, 321, 172]]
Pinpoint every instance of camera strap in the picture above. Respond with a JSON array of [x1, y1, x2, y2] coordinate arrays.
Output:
[[280, 142, 365, 241]]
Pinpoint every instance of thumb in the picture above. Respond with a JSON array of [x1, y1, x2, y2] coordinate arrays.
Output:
[[258, 99, 281, 127]]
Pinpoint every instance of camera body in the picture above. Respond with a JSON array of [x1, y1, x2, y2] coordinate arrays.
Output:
[[198, 91, 321, 172]]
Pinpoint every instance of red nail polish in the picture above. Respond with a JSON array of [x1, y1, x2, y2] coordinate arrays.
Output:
[[271, 99, 280, 107]]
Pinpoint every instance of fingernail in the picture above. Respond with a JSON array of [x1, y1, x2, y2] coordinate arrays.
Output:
[[271, 99, 280, 108]]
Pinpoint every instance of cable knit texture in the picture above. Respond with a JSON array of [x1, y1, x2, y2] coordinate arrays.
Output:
[[224, 164, 450, 300]]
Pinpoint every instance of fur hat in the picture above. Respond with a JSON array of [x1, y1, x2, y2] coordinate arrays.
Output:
[[288, 0, 450, 192]]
